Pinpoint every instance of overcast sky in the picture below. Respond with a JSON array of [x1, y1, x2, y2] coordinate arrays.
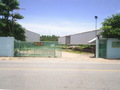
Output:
[[18, 0, 120, 36]]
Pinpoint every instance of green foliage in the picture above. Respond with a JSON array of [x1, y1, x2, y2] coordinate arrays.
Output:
[[73, 45, 90, 51], [12, 13, 24, 19], [0, 0, 25, 41], [12, 22, 26, 41], [40, 35, 59, 41], [101, 13, 120, 38], [62, 44, 68, 49], [0, 0, 20, 19]]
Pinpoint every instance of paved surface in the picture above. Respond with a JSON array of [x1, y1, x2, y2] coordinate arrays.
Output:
[[0, 59, 120, 90]]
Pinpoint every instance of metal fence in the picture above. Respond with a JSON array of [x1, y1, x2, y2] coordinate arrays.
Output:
[[14, 41, 62, 57], [99, 39, 107, 58]]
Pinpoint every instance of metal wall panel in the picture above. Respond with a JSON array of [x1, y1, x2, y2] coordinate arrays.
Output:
[[58, 36, 66, 44], [66, 36, 71, 45], [58, 30, 102, 45], [25, 30, 40, 42], [70, 30, 102, 45]]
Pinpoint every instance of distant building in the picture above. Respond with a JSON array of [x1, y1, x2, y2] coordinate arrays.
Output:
[[58, 30, 102, 45], [59, 35, 70, 44], [25, 30, 40, 42]]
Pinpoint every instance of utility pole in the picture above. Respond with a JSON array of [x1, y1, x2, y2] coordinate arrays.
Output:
[[95, 16, 98, 37], [94, 16, 98, 58]]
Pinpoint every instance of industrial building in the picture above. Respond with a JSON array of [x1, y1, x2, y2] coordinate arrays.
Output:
[[25, 30, 40, 42], [58, 30, 102, 45]]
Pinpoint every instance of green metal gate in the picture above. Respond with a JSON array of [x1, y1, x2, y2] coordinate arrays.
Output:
[[99, 39, 107, 58], [14, 41, 62, 57]]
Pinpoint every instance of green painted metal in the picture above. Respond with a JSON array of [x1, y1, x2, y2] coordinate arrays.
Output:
[[99, 39, 107, 58], [14, 41, 62, 57]]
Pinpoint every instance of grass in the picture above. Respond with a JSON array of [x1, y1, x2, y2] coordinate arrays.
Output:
[[62, 49, 92, 55]]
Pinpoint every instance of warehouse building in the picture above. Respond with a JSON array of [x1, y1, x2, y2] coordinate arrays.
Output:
[[59, 35, 70, 44], [58, 30, 102, 45], [25, 30, 40, 42]]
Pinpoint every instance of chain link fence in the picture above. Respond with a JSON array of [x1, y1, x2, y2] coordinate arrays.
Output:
[[14, 41, 62, 57]]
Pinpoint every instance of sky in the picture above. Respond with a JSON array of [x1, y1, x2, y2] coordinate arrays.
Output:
[[17, 0, 120, 36]]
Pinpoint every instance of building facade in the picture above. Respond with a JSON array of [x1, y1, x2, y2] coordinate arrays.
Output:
[[58, 35, 70, 44], [58, 30, 102, 45], [25, 30, 40, 42]]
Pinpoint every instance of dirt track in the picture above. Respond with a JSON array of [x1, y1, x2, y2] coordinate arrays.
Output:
[[62, 51, 120, 62]]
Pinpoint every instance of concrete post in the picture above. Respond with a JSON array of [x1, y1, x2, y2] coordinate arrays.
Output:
[[96, 37, 99, 58], [0, 37, 14, 57]]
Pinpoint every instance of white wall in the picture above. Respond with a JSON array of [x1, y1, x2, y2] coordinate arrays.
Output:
[[58, 30, 102, 44], [107, 39, 120, 59], [58, 36, 66, 44], [59, 30, 102, 45], [0, 37, 14, 57], [71, 30, 102, 44], [25, 30, 40, 42]]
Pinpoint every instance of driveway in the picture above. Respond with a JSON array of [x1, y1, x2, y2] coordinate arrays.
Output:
[[0, 51, 120, 63], [62, 51, 120, 63]]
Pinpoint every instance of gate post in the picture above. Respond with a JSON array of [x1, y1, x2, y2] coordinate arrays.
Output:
[[96, 37, 99, 58], [0, 37, 14, 57]]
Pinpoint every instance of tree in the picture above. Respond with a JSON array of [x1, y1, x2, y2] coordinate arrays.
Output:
[[0, 0, 26, 41], [40, 35, 59, 41], [12, 22, 26, 41], [101, 13, 120, 38]]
